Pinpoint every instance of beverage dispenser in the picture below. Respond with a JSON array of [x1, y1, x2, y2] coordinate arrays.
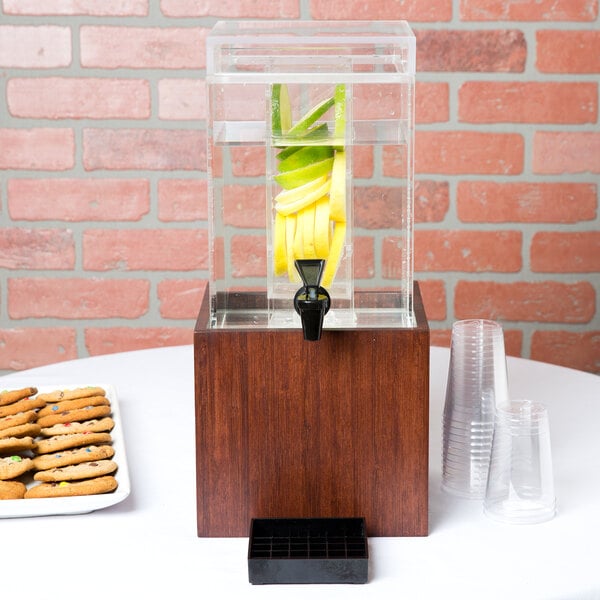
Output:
[[194, 21, 429, 537]]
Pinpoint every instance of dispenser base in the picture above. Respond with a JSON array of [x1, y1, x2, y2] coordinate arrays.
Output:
[[194, 283, 429, 537]]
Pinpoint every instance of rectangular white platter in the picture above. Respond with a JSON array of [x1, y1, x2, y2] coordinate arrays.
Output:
[[0, 383, 130, 518]]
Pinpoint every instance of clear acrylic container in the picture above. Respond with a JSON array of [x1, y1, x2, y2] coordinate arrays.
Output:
[[206, 21, 416, 331]]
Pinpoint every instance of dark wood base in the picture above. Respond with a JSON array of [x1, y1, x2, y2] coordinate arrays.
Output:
[[194, 284, 429, 537]]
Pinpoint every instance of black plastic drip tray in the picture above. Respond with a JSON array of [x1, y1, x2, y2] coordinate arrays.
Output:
[[248, 518, 368, 584]]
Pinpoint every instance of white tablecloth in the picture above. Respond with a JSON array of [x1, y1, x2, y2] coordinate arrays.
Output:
[[1, 345, 599, 599]]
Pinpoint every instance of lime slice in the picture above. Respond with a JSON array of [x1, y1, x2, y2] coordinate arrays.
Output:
[[286, 96, 335, 137], [274, 157, 334, 190], [271, 83, 292, 137], [278, 145, 334, 173], [334, 84, 346, 149], [277, 145, 303, 162], [329, 150, 346, 223]]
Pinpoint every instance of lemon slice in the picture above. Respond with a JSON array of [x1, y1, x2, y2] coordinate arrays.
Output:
[[286, 96, 335, 137], [314, 196, 331, 259], [285, 215, 298, 281], [301, 203, 316, 259], [274, 174, 328, 206], [293, 211, 304, 259], [329, 150, 346, 222], [273, 212, 287, 276], [275, 177, 331, 216], [322, 222, 346, 288]]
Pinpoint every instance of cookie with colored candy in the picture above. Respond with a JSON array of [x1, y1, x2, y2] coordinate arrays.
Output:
[[24, 475, 118, 498], [0, 436, 36, 454], [0, 455, 34, 480], [0, 480, 26, 500], [40, 417, 115, 437], [35, 432, 112, 455], [0, 422, 41, 440], [0, 396, 46, 418], [32, 445, 115, 471], [0, 387, 38, 407], [35, 386, 106, 404], [34, 459, 117, 482], [0, 410, 37, 432], [37, 404, 112, 428], [37, 395, 110, 418]]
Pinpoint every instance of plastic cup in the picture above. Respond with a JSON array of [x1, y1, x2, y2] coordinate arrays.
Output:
[[484, 400, 556, 524], [442, 319, 509, 498]]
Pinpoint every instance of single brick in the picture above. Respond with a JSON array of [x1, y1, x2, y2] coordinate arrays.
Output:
[[80, 26, 206, 69], [0, 327, 77, 371], [355, 183, 448, 229], [417, 29, 526, 72], [0, 229, 74, 269], [161, 0, 299, 17], [230, 235, 267, 277], [231, 147, 266, 178], [3, 0, 148, 15], [354, 186, 410, 230], [158, 279, 208, 319], [0, 25, 71, 68], [460, 0, 598, 21], [158, 179, 208, 222], [7, 78, 151, 120], [531, 231, 600, 273], [413, 131, 524, 175], [457, 182, 597, 223], [354, 236, 375, 279], [454, 280, 595, 323], [8, 179, 150, 221], [85, 327, 192, 356], [223, 185, 266, 228], [412, 230, 522, 272], [83, 129, 206, 171], [310, 0, 452, 20], [83, 229, 208, 271], [417, 279, 447, 321], [459, 81, 597, 124], [531, 330, 600, 373], [8, 278, 150, 319], [158, 79, 206, 120], [536, 30, 600, 73], [354, 147, 374, 179], [415, 180, 450, 222], [533, 132, 600, 174], [416, 82, 450, 124], [0, 129, 74, 170]]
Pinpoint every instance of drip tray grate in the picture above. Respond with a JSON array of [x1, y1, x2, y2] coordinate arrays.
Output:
[[248, 518, 368, 584]]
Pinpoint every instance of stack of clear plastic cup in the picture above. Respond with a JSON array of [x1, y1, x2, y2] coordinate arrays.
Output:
[[442, 319, 509, 498], [484, 399, 556, 524]]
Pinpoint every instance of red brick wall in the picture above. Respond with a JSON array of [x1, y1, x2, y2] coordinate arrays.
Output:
[[0, 1, 598, 373]]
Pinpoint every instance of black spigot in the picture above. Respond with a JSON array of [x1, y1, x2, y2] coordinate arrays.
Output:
[[293, 259, 331, 342]]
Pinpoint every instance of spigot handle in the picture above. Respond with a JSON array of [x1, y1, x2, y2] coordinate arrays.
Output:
[[293, 259, 330, 341]]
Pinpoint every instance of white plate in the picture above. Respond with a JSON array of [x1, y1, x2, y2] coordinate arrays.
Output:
[[0, 383, 130, 518]]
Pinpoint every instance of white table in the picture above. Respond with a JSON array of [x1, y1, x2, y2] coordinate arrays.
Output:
[[1, 346, 599, 599]]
